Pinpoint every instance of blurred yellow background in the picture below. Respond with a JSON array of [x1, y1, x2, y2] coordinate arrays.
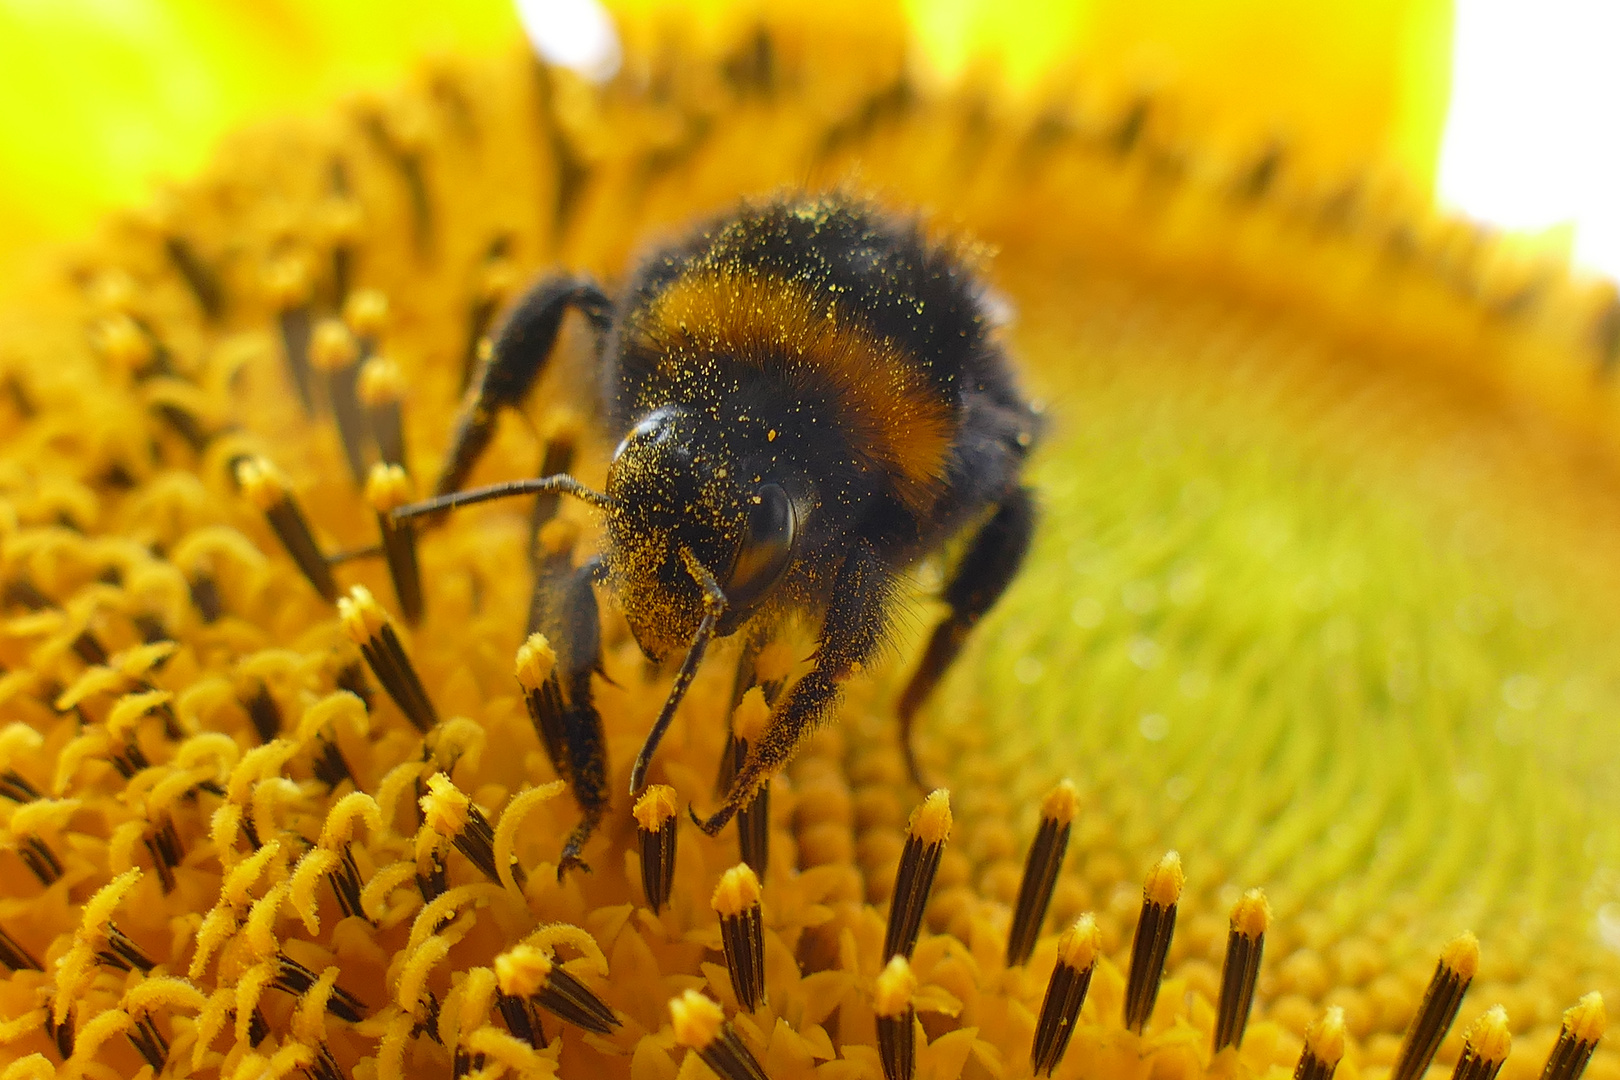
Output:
[[0, 0, 1453, 284]]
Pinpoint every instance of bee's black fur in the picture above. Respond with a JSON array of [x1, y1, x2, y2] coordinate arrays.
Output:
[[408, 193, 1038, 862]]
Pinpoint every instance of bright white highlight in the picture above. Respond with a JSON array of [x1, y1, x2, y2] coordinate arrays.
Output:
[[517, 0, 621, 82], [1437, 0, 1620, 277]]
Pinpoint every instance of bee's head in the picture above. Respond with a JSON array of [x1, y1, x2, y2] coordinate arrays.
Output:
[[604, 404, 798, 660]]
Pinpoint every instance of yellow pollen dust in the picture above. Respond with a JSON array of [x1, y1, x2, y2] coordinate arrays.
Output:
[[711, 863, 762, 916], [310, 318, 358, 371], [234, 456, 289, 511], [95, 314, 152, 373], [343, 288, 390, 337], [357, 357, 406, 406], [493, 944, 553, 999], [337, 583, 389, 642], [1039, 777, 1079, 824], [670, 989, 725, 1050], [419, 773, 470, 839], [1465, 1005, 1514, 1064], [513, 632, 556, 691], [908, 788, 953, 844], [632, 784, 678, 831], [1441, 930, 1482, 980], [1055, 913, 1102, 970], [1571, 993, 1611, 1044], [365, 463, 413, 513], [1229, 887, 1271, 939], [1305, 1007, 1349, 1067], [1143, 850, 1185, 908], [264, 253, 313, 307], [872, 955, 917, 1018], [732, 686, 771, 744]]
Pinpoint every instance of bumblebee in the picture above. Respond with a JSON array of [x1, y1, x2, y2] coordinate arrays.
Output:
[[399, 193, 1039, 866]]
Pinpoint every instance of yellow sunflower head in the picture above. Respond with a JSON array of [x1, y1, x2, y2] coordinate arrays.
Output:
[[0, 5, 1618, 1080]]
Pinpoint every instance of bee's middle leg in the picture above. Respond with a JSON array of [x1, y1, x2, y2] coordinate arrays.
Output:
[[528, 556, 610, 876], [897, 486, 1036, 788]]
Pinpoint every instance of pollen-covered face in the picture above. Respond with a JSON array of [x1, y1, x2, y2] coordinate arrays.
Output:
[[605, 405, 800, 660]]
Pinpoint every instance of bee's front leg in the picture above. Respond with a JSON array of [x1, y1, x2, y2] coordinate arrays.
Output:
[[433, 274, 611, 508], [694, 542, 892, 836]]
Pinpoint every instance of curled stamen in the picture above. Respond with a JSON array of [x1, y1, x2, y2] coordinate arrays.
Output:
[[712, 863, 765, 1011], [1213, 888, 1270, 1053], [420, 772, 515, 888], [311, 318, 369, 485], [339, 585, 437, 732], [81, 869, 154, 974], [1542, 993, 1607, 1080], [494, 943, 620, 1035], [1006, 778, 1078, 967], [1390, 933, 1480, 1080], [884, 789, 951, 962], [1030, 914, 1099, 1076], [633, 785, 678, 914], [874, 955, 917, 1080], [358, 357, 408, 469], [1453, 1006, 1512, 1080], [237, 457, 338, 602], [669, 989, 767, 1080], [1295, 1007, 1348, 1080], [1123, 851, 1183, 1033], [366, 464, 423, 624]]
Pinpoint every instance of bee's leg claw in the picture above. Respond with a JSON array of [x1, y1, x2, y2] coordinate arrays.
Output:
[[556, 853, 592, 880], [557, 823, 596, 879], [688, 803, 734, 837]]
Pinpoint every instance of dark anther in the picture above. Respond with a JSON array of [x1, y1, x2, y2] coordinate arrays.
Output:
[[633, 785, 678, 915], [1389, 933, 1479, 1080], [1006, 779, 1078, 967], [1213, 889, 1270, 1053], [1030, 915, 1100, 1076], [1122, 852, 1183, 1034], [883, 790, 951, 962], [712, 864, 766, 1011]]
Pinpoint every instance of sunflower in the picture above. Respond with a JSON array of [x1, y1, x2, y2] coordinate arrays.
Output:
[[0, 4, 1617, 1080]]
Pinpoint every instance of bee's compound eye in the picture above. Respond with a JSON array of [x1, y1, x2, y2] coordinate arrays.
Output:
[[726, 482, 795, 610]]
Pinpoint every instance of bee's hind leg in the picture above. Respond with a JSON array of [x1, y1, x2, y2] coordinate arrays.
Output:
[[897, 486, 1037, 788]]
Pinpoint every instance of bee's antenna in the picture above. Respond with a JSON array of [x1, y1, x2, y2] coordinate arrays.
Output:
[[390, 475, 612, 521], [629, 552, 727, 794]]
